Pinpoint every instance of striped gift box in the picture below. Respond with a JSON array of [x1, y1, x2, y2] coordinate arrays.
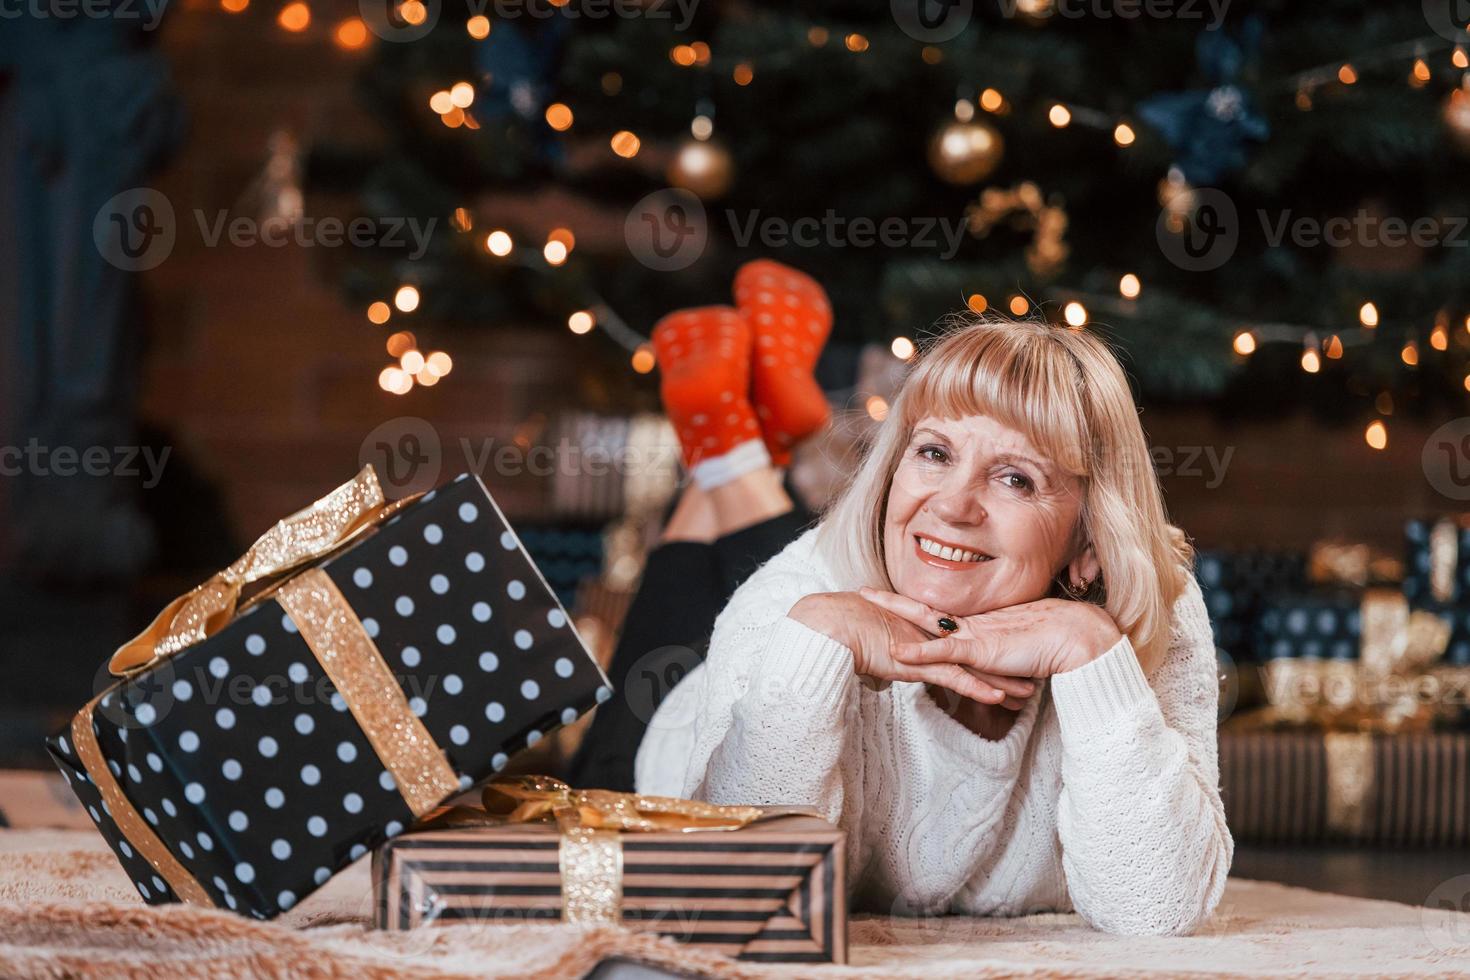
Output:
[[371, 815, 847, 963], [1220, 732, 1470, 844]]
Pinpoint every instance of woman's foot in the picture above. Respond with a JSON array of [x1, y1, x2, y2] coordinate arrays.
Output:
[[650, 305, 770, 490], [733, 259, 833, 466]]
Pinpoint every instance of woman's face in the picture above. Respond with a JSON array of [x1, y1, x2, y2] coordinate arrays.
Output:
[[882, 414, 1087, 616]]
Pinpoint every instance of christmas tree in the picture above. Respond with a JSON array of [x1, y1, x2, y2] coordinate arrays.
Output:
[[316, 0, 1470, 430]]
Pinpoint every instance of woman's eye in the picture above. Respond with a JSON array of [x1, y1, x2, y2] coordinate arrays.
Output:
[[916, 445, 949, 463], [1004, 472, 1033, 491]]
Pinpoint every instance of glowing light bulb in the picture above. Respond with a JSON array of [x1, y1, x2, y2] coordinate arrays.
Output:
[[426, 351, 453, 377], [277, 2, 309, 32], [1301, 348, 1321, 373], [1119, 273, 1141, 299], [866, 396, 889, 421], [891, 336, 915, 360], [967, 293, 988, 314], [1233, 331, 1256, 355], [568, 311, 595, 334], [631, 345, 656, 373], [980, 88, 1004, 112], [466, 15, 490, 39], [545, 103, 573, 131], [1113, 123, 1136, 147], [1008, 295, 1029, 316], [401, 350, 426, 374], [543, 241, 568, 266], [1048, 104, 1071, 128], [450, 82, 475, 109], [429, 91, 454, 114], [1365, 420, 1387, 450], [1359, 302, 1379, 328], [485, 230, 512, 256], [334, 18, 369, 50], [1063, 301, 1088, 327], [610, 131, 641, 158], [393, 285, 420, 313]]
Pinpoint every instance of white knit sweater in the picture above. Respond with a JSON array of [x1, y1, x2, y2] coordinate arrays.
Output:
[[635, 525, 1233, 936]]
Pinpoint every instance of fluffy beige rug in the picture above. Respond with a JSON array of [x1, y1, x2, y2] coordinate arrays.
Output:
[[3, 826, 1469, 979]]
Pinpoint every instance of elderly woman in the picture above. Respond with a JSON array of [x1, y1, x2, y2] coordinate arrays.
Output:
[[569, 261, 1232, 937]]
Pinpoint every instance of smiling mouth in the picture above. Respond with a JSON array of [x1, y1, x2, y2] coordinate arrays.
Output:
[[913, 534, 993, 567]]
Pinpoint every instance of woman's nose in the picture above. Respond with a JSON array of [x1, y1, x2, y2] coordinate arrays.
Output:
[[925, 480, 987, 526]]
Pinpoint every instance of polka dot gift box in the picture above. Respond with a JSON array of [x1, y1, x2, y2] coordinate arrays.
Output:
[[44, 467, 611, 920]]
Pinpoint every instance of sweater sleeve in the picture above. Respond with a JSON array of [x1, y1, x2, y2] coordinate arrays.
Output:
[[1048, 577, 1234, 936], [634, 554, 859, 827]]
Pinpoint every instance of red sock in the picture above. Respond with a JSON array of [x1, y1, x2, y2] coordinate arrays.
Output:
[[733, 260, 833, 466], [651, 306, 770, 487]]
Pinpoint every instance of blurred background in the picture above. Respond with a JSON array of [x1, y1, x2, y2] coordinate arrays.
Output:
[[3, 0, 1469, 906]]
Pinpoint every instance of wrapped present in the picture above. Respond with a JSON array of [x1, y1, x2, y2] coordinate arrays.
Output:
[[1405, 516, 1470, 606], [1219, 730, 1470, 844], [45, 467, 612, 919], [372, 776, 848, 964], [1194, 549, 1307, 660], [1256, 589, 1455, 732]]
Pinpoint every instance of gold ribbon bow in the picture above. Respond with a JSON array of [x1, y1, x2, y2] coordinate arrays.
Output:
[[418, 776, 808, 924], [109, 465, 395, 677]]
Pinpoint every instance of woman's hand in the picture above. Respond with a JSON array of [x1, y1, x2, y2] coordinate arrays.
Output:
[[787, 592, 1036, 709], [857, 588, 1124, 680]]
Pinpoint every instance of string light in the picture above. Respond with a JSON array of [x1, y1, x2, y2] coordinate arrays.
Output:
[[670, 45, 697, 67], [1359, 301, 1379, 328], [548, 228, 576, 251], [1337, 64, 1358, 85], [845, 33, 870, 53], [450, 82, 475, 109], [690, 42, 711, 65], [545, 103, 573, 131], [1432, 322, 1450, 350], [452, 207, 473, 232], [426, 352, 453, 377], [277, 2, 309, 32], [398, 0, 427, 26], [1401, 341, 1419, 366], [610, 130, 641, 158], [980, 88, 1004, 113], [429, 90, 453, 114], [691, 115, 714, 140], [1232, 330, 1256, 355], [921, 46, 943, 65], [1063, 301, 1088, 327], [1376, 391, 1394, 415], [866, 396, 889, 421], [1412, 58, 1432, 85], [379, 366, 412, 395], [415, 369, 439, 388], [1365, 420, 1388, 450], [1454, 48, 1469, 70], [733, 63, 754, 86], [954, 99, 975, 122], [543, 240, 568, 266], [393, 285, 420, 313], [334, 18, 369, 50], [220, 0, 248, 12], [891, 336, 915, 360], [1118, 273, 1141, 299], [1325, 334, 1344, 359], [1048, 104, 1072, 128], [967, 293, 988, 313], [1008, 295, 1029, 316], [386, 332, 416, 357], [1463, 374, 1470, 393], [485, 230, 513, 256], [1113, 123, 1136, 147], [441, 107, 465, 128], [601, 73, 622, 96], [367, 301, 391, 325], [466, 15, 490, 39], [568, 311, 595, 334], [401, 350, 426, 374], [631, 345, 656, 373], [1300, 344, 1322, 373], [807, 26, 829, 46]]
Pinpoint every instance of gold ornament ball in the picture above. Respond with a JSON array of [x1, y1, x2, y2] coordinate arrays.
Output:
[[928, 119, 1004, 185], [1443, 88, 1470, 156], [668, 139, 734, 199]]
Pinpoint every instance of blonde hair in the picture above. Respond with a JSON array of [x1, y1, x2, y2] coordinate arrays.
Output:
[[815, 313, 1192, 673]]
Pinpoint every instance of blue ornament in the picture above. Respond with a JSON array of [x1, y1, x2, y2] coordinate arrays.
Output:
[[1136, 17, 1270, 185]]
